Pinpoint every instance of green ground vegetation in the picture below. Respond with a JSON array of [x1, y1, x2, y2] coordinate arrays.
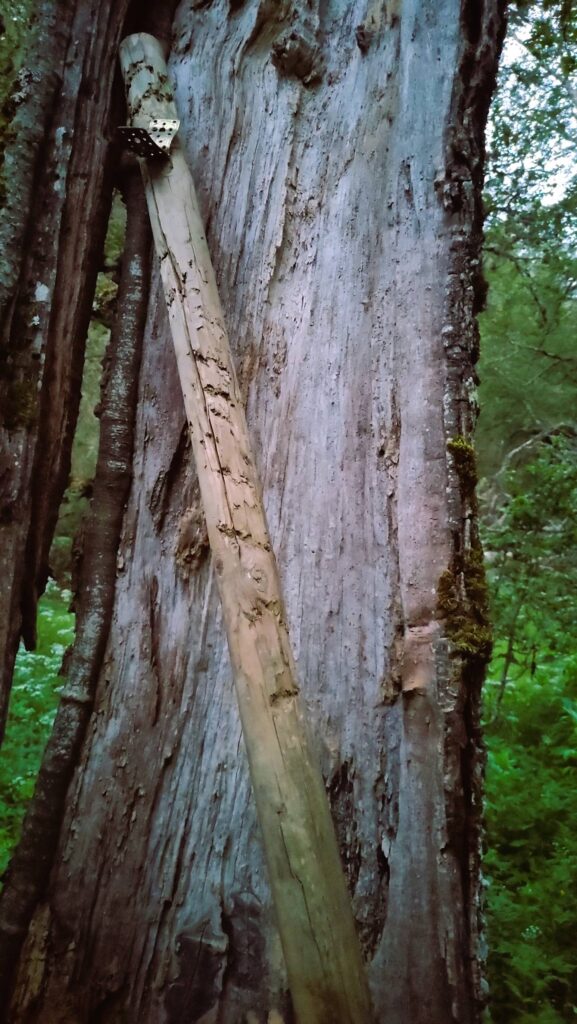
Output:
[[484, 652, 577, 1024], [0, 582, 74, 877], [482, 438, 577, 1022]]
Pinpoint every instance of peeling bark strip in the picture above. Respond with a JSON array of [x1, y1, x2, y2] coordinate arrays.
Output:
[[0, 170, 150, 1011], [119, 34, 372, 1024]]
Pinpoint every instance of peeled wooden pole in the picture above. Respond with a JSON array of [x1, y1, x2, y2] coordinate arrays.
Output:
[[119, 33, 372, 1024]]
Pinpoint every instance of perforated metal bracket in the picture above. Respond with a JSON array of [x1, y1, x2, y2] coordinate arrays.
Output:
[[117, 118, 180, 158]]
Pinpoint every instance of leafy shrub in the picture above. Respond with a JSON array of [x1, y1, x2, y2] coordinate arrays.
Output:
[[485, 655, 577, 1022], [483, 438, 577, 1022], [0, 581, 74, 879]]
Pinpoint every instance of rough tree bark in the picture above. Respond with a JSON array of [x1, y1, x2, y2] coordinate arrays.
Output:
[[2, 1, 505, 1022], [117, 33, 371, 1024]]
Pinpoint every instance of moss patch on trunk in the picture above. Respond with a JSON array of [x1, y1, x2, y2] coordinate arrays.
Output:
[[437, 546, 492, 662]]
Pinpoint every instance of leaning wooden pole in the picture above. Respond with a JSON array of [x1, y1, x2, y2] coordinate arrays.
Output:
[[119, 33, 372, 1024]]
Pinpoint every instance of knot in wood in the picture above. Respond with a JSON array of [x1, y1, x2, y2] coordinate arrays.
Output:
[[271, 28, 323, 84]]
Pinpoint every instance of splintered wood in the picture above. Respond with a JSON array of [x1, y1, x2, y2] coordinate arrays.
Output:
[[119, 33, 372, 1024]]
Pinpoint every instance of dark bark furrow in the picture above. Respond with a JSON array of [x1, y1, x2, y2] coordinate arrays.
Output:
[[436, 4, 507, 1014]]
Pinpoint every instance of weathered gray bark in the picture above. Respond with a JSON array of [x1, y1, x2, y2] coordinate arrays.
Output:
[[118, 34, 372, 1023], [0, 0, 131, 738], [4, 1, 505, 1022]]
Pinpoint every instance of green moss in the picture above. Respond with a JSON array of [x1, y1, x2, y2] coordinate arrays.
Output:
[[463, 545, 490, 612], [437, 569, 460, 619], [2, 378, 38, 430], [447, 435, 478, 500], [0, 117, 17, 208], [437, 545, 492, 662], [92, 274, 118, 328], [0, 580, 75, 878]]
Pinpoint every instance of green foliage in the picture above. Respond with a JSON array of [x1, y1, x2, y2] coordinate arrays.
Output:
[[485, 2, 577, 222], [478, 242, 577, 476], [478, 0, 577, 477], [483, 439, 577, 1022], [479, 5, 577, 1016], [484, 435, 577, 679], [0, 582, 74, 879], [0, 0, 34, 211], [484, 655, 577, 1023], [0, 2, 33, 113], [103, 192, 127, 269]]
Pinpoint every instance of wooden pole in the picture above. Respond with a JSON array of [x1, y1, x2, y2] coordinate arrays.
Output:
[[119, 33, 373, 1024]]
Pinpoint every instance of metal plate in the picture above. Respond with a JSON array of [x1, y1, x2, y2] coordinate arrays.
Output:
[[117, 119, 180, 158], [149, 118, 180, 151]]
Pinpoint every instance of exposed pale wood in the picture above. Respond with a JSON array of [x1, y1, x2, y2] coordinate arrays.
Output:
[[118, 32, 372, 1024]]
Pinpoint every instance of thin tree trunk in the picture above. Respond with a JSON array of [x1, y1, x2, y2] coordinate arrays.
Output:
[[493, 594, 524, 715], [5, 2, 505, 1022]]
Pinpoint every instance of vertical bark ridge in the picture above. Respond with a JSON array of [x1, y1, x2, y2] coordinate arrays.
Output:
[[438, 1, 507, 1015], [0, 169, 150, 1016], [380, 2, 506, 1020]]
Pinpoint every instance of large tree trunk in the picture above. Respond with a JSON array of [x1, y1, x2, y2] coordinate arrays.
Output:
[[3, 1, 505, 1021]]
